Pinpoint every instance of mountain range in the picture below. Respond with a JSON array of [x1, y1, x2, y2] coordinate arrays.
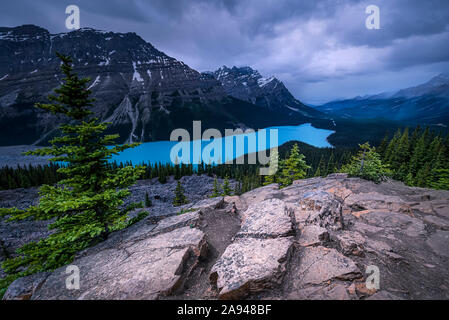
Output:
[[316, 73, 449, 126], [0, 25, 321, 146], [207, 66, 321, 117]]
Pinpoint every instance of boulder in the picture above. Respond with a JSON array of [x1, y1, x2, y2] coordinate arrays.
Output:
[[335, 231, 366, 256], [298, 225, 329, 247], [18, 227, 206, 300], [237, 198, 293, 238], [2, 272, 50, 300], [210, 237, 293, 299]]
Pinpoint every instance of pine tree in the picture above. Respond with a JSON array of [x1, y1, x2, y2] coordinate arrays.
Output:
[[326, 152, 336, 175], [341, 142, 391, 183], [0, 53, 144, 294], [415, 163, 431, 187], [145, 192, 152, 207], [278, 144, 310, 187], [221, 175, 233, 196], [392, 128, 410, 180], [263, 148, 280, 185], [384, 129, 400, 163], [315, 155, 326, 177], [430, 169, 449, 189], [173, 180, 188, 206], [377, 131, 390, 158], [409, 132, 427, 179], [211, 177, 221, 197]]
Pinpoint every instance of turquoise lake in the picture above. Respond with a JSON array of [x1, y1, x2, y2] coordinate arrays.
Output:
[[111, 123, 335, 165]]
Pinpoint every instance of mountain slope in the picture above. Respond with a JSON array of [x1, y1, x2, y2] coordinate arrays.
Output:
[[315, 74, 449, 126], [0, 25, 323, 146], [209, 66, 322, 118]]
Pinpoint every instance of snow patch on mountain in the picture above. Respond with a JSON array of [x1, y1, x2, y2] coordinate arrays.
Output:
[[132, 62, 144, 82], [87, 75, 101, 90]]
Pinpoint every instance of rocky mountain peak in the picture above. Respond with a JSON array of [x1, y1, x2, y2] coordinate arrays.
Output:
[[0, 24, 322, 146], [210, 65, 320, 117], [0, 25, 227, 145], [0, 25, 50, 42]]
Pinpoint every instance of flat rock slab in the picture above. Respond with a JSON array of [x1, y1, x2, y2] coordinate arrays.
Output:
[[293, 246, 361, 287], [27, 227, 205, 300], [187, 197, 224, 211], [423, 215, 449, 230], [426, 230, 449, 258], [149, 210, 201, 236], [210, 237, 293, 299], [237, 198, 293, 238], [298, 225, 329, 247], [359, 210, 426, 238]]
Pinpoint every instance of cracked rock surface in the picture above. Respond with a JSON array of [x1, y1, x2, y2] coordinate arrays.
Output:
[[2, 174, 449, 300]]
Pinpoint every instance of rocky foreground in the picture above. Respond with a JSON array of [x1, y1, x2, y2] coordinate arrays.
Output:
[[2, 174, 449, 300]]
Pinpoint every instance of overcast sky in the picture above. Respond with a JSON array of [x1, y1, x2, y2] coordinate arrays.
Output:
[[2, 0, 449, 104]]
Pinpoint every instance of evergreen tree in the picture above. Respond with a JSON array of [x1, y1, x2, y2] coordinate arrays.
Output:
[[430, 169, 449, 189], [263, 148, 280, 185], [145, 192, 152, 207], [341, 142, 391, 183], [234, 179, 242, 195], [326, 152, 336, 175], [377, 130, 389, 157], [392, 128, 410, 180], [313, 166, 321, 177], [384, 129, 401, 163], [211, 177, 221, 197], [415, 163, 431, 187], [315, 155, 326, 177], [173, 180, 188, 206], [278, 144, 310, 187], [221, 175, 233, 196], [0, 53, 144, 295], [409, 132, 427, 178]]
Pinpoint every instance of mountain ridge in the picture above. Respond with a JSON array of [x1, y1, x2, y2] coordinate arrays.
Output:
[[208, 65, 322, 118], [0, 25, 323, 146], [315, 73, 449, 126]]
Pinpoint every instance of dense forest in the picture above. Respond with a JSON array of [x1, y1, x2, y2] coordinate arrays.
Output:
[[1, 126, 448, 192], [0, 141, 354, 192], [378, 126, 449, 189]]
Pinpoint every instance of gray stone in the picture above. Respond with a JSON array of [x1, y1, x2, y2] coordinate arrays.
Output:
[[210, 237, 293, 299], [360, 211, 426, 238], [294, 246, 361, 286], [335, 231, 366, 256], [29, 227, 206, 300], [423, 215, 449, 230], [426, 230, 449, 257], [188, 197, 224, 211], [298, 225, 329, 246], [2, 272, 50, 300], [237, 198, 293, 238]]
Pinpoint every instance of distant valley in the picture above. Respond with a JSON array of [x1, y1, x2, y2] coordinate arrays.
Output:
[[316, 73, 449, 127]]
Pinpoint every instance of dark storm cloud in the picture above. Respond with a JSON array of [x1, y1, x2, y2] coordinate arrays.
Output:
[[1, 0, 449, 103]]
